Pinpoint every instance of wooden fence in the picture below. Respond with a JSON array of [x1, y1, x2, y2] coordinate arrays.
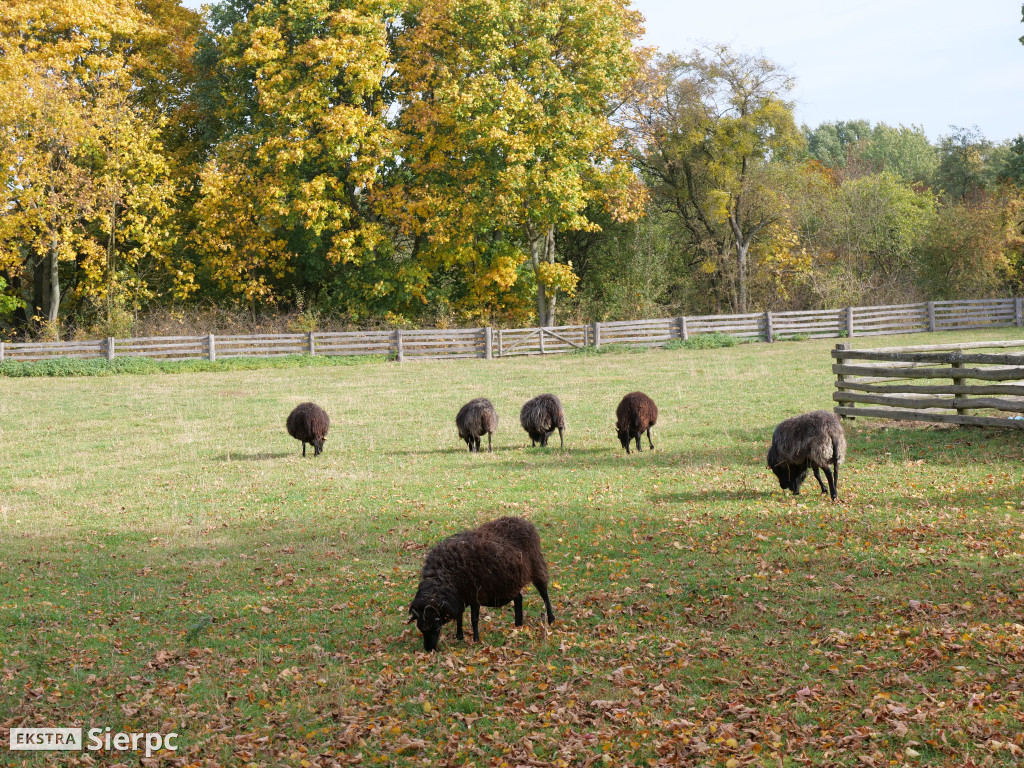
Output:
[[833, 340, 1024, 429], [2, 297, 1023, 365]]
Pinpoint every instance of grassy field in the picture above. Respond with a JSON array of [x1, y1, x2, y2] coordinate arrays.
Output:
[[1, 329, 1023, 767]]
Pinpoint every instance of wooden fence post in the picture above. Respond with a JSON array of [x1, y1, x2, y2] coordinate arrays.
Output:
[[395, 329, 404, 362], [952, 356, 967, 415], [593, 322, 601, 350], [678, 316, 688, 341], [0, 341, 5, 364], [106, 337, 115, 361], [484, 327, 492, 360], [845, 307, 854, 338], [538, 327, 546, 355], [764, 311, 774, 343], [497, 329, 503, 357], [208, 333, 216, 362], [1016, 297, 1023, 327], [927, 301, 936, 333], [308, 331, 316, 356], [834, 342, 852, 419]]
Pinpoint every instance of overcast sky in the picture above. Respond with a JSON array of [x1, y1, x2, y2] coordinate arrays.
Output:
[[180, 0, 1024, 143]]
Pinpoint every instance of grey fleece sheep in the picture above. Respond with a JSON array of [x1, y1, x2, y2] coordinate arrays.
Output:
[[767, 410, 846, 501], [408, 516, 556, 652], [286, 402, 329, 457], [456, 398, 498, 452], [519, 393, 565, 447], [616, 391, 658, 453]]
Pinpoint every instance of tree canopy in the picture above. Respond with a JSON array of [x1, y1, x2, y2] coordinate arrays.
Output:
[[1, 0, 1022, 338]]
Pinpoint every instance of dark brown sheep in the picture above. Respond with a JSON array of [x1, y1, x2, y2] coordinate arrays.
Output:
[[616, 391, 658, 453], [519, 393, 565, 447], [456, 398, 498, 452], [767, 410, 846, 501], [408, 516, 556, 652], [286, 402, 329, 457]]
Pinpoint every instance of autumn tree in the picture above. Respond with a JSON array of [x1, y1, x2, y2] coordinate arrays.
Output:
[[189, 0, 400, 313], [803, 121, 937, 185], [0, 0, 182, 334], [383, 0, 646, 326], [916, 200, 1009, 299], [935, 126, 994, 203], [803, 120, 871, 169], [628, 46, 803, 313]]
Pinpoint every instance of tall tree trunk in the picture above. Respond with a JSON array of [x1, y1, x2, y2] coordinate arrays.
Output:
[[542, 226, 557, 326], [48, 233, 60, 327], [527, 223, 558, 327], [735, 239, 749, 315]]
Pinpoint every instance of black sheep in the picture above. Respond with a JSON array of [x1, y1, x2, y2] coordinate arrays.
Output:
[[456, 398, 498, 452], [519, 393, 565, 447], [286, 402, 329, 457], [408, 516, 556, 652], [767, 410, 846, 501], [616, 391, 658, 453]]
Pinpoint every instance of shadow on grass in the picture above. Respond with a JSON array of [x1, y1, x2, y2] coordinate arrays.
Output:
[[846, 421, 1023, 465], [214, 451, 294, 462], [648, 487, 775, 504]]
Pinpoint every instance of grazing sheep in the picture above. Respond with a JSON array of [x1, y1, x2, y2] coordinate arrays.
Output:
[[616, 391, 658, 453], [456, 398, 498, 452], [767, 410, 846, 501], [519, 393, 565, 448], [286, 402, 329, 457], [408, 516, 556, 652]]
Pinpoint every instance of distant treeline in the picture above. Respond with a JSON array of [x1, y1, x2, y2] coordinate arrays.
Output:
[[2, 0, 1023, 340]]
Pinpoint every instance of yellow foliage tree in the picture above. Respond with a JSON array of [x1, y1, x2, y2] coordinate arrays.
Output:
[[189, 0, 399, 309], [382, 0, 646, 326], [0, 0, 182, 334]]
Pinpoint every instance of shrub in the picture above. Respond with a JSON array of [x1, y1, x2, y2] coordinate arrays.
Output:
[[682, 332, 739, 350]]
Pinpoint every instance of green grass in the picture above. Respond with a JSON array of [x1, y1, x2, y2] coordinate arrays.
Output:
[[2, 328, 1023, 767], [0, 352, 387, 377]]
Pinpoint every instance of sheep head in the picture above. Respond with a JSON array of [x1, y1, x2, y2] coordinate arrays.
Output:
[[767, 445, 808, 494], [408, 596, 455, 652]]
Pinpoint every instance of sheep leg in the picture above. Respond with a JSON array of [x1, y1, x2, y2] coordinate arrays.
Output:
[[812, 467, 828, 495], [635, 433, 642, 452], [302, 442, 307, 457], [558, 427, 563, 448], [513, 594, 524, 626], [534, 581, 556, 625], [822, 465, 838, 501], [540, 433, 548, 447], [455, 613, 464, 642], [470, 604, 480, 642], [487, 432, 492, 453], [647, 428, 654, 450], [475, 435, 481, 452]]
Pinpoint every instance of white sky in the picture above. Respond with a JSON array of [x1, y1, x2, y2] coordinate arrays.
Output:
[[633, 0, 1024, 142], [180, 0, 1024, 143]]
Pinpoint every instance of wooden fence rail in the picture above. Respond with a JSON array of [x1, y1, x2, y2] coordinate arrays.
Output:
[[3, 297, 1024, 365], [832, 340, 1024, 429]]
